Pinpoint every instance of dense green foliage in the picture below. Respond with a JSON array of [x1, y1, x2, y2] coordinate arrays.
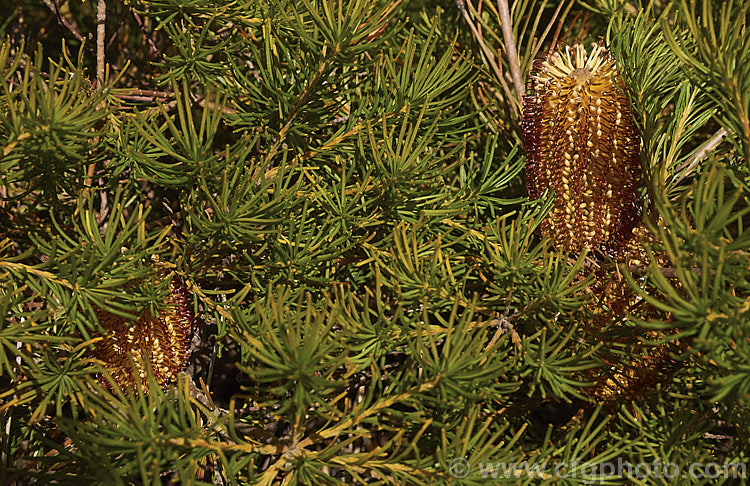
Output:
[[1, 0, 749, 484]]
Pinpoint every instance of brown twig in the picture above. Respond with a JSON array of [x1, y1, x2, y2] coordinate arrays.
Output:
[[454, 0, 515, 107], [582, 260, 705, 279], [626, 264, 712, 279], [131, 9, 161, 57], [115, 94, 171, 103], [496, 0, 524, 106], [111, 89, 173, 103], [96, 0, 106, 88], [82, 0, 107, 194], [671, 127, 729, 186], [549, 7, 573, 52], [528, 1, 573, 62], [42, 0, 84, 42]]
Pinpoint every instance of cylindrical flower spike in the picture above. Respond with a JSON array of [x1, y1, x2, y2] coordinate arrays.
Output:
[[523, 43, 641, 252], [92, 276, 194, 392]]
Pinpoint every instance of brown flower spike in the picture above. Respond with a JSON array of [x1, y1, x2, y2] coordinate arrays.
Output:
[[92, 277, 194, 391], [523, 43, 641, 252], [523, 45, 686, 403]]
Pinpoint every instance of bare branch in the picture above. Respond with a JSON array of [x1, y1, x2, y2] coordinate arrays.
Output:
[[42, 0, 84, 42], [497, 0, 524, 106], [671, 127, 728, 186], [454, 0, 515, 106], [528, 1, 573, 62], [131, 9, 161, 57], [96, 0, 106, 88], [626, 262, 722, 279]]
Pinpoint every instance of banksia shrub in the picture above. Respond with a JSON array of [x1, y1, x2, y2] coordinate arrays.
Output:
[[523, 43, 641, 253], [2, 1, 750, 484]]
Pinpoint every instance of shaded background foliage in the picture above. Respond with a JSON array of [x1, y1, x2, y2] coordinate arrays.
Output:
[[1, 0, 749, 484]]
